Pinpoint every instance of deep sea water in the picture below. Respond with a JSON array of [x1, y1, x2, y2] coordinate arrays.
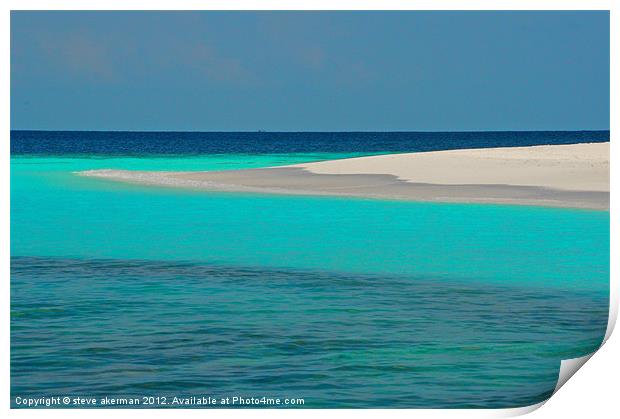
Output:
[[11, 131, 610, 408]]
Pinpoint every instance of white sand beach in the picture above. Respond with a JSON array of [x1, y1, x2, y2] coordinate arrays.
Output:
[[294, 142, 609, 192], [79, 142, 610, 210]]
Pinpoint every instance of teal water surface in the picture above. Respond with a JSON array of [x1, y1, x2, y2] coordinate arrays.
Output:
[[11, 154, 610, 408]]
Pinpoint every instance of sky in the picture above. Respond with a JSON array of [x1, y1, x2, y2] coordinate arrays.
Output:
[[10, 11, 610, 132]]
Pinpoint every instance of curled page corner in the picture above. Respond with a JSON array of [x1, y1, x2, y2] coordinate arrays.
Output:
[[549, 300, 616, 400], [553, 352, 595, 394], [494, 400, 547, 418]]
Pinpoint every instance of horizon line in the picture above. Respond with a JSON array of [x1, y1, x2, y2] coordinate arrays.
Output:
[[10, 128, 611, 134]]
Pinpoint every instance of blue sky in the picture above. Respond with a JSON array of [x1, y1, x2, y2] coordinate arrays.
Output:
[[11, 11, 609, 131]]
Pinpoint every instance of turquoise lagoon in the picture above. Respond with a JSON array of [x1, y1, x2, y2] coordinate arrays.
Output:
[[11, 153, 610, 408]]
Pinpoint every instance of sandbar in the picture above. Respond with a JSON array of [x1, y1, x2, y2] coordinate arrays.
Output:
[[78, 142, 610, 210]]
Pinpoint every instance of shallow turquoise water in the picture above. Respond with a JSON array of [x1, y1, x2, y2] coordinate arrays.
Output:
[[11, 154, 610, 408], [11, 154, 610, 291]]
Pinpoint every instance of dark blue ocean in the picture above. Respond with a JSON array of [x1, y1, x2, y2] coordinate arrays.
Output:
[[11, 130, 609, 155], [11, 130, 610, 408]]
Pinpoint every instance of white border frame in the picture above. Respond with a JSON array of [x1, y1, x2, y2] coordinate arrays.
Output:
[[2, 1, 617, 418]]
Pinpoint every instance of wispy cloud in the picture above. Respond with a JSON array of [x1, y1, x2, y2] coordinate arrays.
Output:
[[186, 42, 252, 83], [298, 45, 326, 70], [37, 31, 118, 82]]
